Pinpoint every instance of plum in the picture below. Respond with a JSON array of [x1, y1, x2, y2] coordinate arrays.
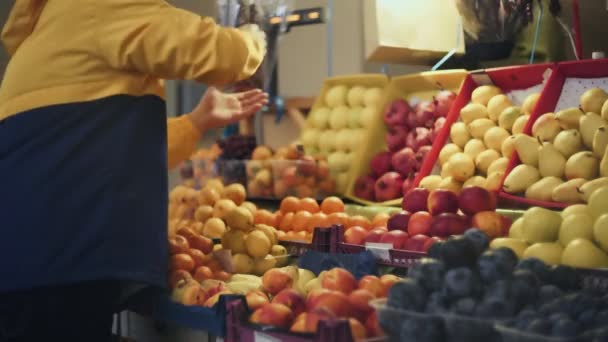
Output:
[[427, 240, 444, 259], [475, 297, 514, 319], [463, 228, 489, 256], [548, 265, 580, 290], [400, 316, 445, 342], [516, 258, 551, 284], [493, 247, 519, 270], [387, 278, 427, 311], [408, 258, 446, 292], [439, 237, 478, 269], [443, 267, 481, 299], [539, 284, 563, 304], [551, 318, 580, 338], [451, 297, 476, 316], [484, 279, 511, 300], [477, 250, 514, 283], [425, 291, 448, 314], [527, 319, 552, 335]]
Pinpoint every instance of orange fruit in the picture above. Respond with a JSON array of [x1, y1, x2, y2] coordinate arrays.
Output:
[[254, 209, 273, 225], [276, 230, 287, 240], [327, 212, 349, 226], [371, 213, 390, 229], [295, 231, 308, 241], [193, 266, 214, 282], [292, 211, 312, 232], [280, 196, 300, 213], [213, 270, 231, 282], [298, 197, 320, 214], [279, 212, 294, 232], [285, 231, 297, 241], [274, 211, 285, 228], [348, 215, 371, 230], [206, 259, 223, 273], [307, 212, 329, 232], [320, 196, 345, 214]]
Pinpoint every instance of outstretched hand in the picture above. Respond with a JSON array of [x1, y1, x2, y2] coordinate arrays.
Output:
[[188, 87, 268, 133]]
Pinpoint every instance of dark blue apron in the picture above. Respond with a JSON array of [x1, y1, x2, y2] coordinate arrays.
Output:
[[0, 95, 168, 292]]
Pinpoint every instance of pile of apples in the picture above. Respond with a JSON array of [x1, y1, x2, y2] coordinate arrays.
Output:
[[493, 183, 608, 269], [503, 87, 608, 204], [301, 84, 385, 193], [419, 85, 540, 194], [354, 90, 456, 202], [248, 266, 400, 340]]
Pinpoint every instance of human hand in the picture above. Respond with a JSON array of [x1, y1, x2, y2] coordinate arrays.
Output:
[[187, 87, 269, 133]]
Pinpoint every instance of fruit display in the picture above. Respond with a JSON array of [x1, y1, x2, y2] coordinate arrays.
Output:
[[495, 194, 608, 269], [376, 228, 608, 341], [301, 76, 389, 194], [419, 82, 541, 194], [501, 87, 608, 206]]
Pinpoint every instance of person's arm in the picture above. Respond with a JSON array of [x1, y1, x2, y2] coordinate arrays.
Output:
[[167, 116, 201, 170], [94, 0, 265, 86]]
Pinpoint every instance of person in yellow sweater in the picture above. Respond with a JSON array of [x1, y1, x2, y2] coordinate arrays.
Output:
[[0, 1, 266, 340]]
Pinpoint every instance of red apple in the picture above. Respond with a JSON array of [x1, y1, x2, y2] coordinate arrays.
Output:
[[429, 213, 466, 237], [364, 228, 387, 243], [405, 131, 417, 151], [272, 289, 306, 316], [415, 101, 436, 128], [379, 230, 409, 249], [348, 289, 375, 321], [374, 172, 404, 202], [250, 303, 294, 329], [427, 189, 459, 215], [402, 234, 430, 252], [391, 147, 417, 177], [320, 268, 357, 294], [385, 126, 409, 152], [408, 211, 433, 236], [471, 211, 504, 239], [370, 152, 393, 177], [401, 173, 416, 196], [414, 127, 432, 151], [246, 290, 270, 311], [402, 188, 430, 213], [344, 226, 369, 245], [415, 146, 432, 169], [307, 290, 351, 317], [458, 186, 497, 216], [386, 211, 411, 231], [383, 99, 411, 126], [423, 236, 442, 252], [358, 275, 383, 298], [354, 175, 376, 201], [434, 90, 456, 117]]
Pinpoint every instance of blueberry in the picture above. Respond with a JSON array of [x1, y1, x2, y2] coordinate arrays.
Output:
[[516, 258, 551, 283], [477, 250, 513, 283], [548, 312, 570, 323], [387, 278, 427, 312], [527, 319, 552, 335], [400, 316, 445, 342], [427, 241, 443, 260], [589, 327, 608, 342], [484, 279, 511, 300], [539, 284, 563, 304], [578, 309, 597, 328], [513, 269, 540, 288], [594, 311, 608, 328], [443, 267, 481, 298], [540, 300, 562, 315], [408, 258, 446, 292], [551, 318, 580, 337], [451, 297, 476, 316], [493, 247, 518, 270], [475, 297, 514, 319], [463, 228, 489, 255], [439, 237, 478, 269], [519, 309, 538, 321], [511, 274, 540, 311], [425, 291, 448, 314], [549, 265, 580, 290]]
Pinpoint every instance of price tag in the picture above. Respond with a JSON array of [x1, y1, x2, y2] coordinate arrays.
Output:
[[365, 243, 393, 262], [254, 331, 281, 342]]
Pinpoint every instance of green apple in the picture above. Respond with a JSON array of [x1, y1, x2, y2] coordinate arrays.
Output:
[[562, 238, 608, 269], [559, 213, 593, 246], [523, 242, 564, 265], [522, 207, 562, 243]]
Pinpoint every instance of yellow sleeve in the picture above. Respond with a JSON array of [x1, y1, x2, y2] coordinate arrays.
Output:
[[95, 0, 264, 86], [167, 115, 201, 170]]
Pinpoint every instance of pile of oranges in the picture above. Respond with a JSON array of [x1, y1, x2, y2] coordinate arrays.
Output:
[[253, 196, 390, 243]]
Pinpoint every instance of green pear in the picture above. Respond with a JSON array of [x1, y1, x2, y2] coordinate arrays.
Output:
[[460, 103, 488, 124], [463, 176, 487, 188], [525, 177, 564, 202], [514, 135, 540, 166], [475, 149, 501, 175], [593, 126, 608, 158], [503, 165, 540, 194], [552, 178, 586, 204], [561, 204, 590, 219], [532, 113, 562, 142], [523, 242, 564, 265], [521, 207, 562, 243], [484, 127, 510, 152], [589, 186, 608, 219], [538, 141, 566, 178], [485, 171, 504, 191], [472, 85, 502, 106], [565, 151, 599, 180], [559, 213, 594, 246], [561, 238, 608, 269], [498, 106, 523, 131], [487, 157, 509, 175], [601, 146, 608, 178], [580, 87, 608, 114], [490, 238, 528, 259], [553, 129, 583, 158], [578, 177, 608, 202], [509, 218, 525, 239], [593, 214, 608, 252], [512, 115, 530, 135], [468, 118, 496, 139], [501, 135, 517, 159], [602, 99, 608, 121], [487, 94, 513, 121], [522, 93, 540, 115], [579, 112, 606, 148], [555, 107, 584, 129], [450, 122, 471, 148]]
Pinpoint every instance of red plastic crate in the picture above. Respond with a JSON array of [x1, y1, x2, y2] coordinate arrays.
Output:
[[331, 225, 426, 268], [499, 59, 608, 209]]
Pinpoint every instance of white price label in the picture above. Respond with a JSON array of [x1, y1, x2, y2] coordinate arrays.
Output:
[[254, 331, 281, 342], [365, 243, 392, 262]]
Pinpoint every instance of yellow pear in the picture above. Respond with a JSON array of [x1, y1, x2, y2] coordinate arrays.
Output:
[[487, 94, 513, 121], [555, 107, 584, 129], [593, 214, 608, 252], [475, 149, 501, 175], [602, 99, 608, 121], [564, 151, 599, 180], [509, 218, 525, 239], [551, 178, 586, 204], [437, 176, 462, 194], [525, 177, 564, 202], [441, 163, 452, 178], [589, 186, 608, 219], [561, 204, 590, 219], [523, 243, 564, 265], [578, 177, 608, 202], [532, 113, 561, 142], [512, 114, 530, 135], [463, 139, 486, 159], [499, 106, 523, 132], [472, 85, 502, 106], [485, 171, 505, 191], [450, 122, 471, 148], [463, 176, 487, 188], [553, 129, 583, 158], [580, 87, 608, 114], [487, 157, 509, 175], [419, 175, 443, 191], [439, 144, 462, 165], [561, 238, 608, 269], [484, 127, 510, 152], [601, 147, 608, 178], [559, 213, 594, 246], [503, 165, 540, 194], [447, 153, 475, 182], [514, 135, 541, 166], [538, 141, 566, 178], [468, 118, 496, 139], [490, 238, 528, 259], [460, 103, 489, 124], [501, 135, 518, 159], [522, 93, 541, 115], [579, 112, 606, 148], [593, 126, 608, 158], [521, 207, 562, 243]]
